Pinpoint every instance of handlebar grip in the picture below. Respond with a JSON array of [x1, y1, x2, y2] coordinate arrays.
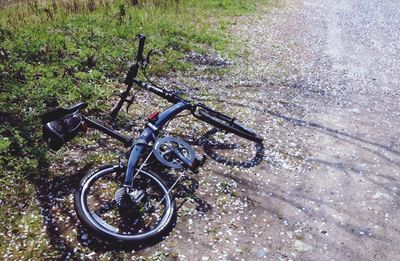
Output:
[[136, 34, 146, 63]]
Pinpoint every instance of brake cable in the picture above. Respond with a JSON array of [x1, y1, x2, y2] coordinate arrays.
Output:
[[125, 88, 141, 113], [143, 66, 161, 90]]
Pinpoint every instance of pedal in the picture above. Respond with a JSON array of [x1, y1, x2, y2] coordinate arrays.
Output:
[[170, 148, 203, 174], [190, 154, 207, 174], [197, 154, 207, 167]]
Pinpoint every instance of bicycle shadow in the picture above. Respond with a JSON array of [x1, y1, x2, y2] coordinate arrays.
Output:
[[225, 98, 400, 158], [181, 128, 265, 169], [2, 109, 88, 259], [26, 148, 86, 259]]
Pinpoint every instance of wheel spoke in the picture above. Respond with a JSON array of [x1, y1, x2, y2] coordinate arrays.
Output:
[[93, 200, 117, 216]]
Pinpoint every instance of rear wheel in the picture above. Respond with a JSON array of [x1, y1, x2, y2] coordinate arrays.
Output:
[[74, 165, 175, 244], [197, 108, 263, 143]]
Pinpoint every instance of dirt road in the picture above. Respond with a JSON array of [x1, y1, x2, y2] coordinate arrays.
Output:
[[214, 0, 400, 259]]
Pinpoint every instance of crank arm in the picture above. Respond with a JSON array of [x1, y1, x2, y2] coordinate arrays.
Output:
[[171, 148, 207, 174]]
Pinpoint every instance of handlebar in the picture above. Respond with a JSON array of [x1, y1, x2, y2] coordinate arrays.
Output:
[[132, 79, 183, 104], [110, 34, 212, 120], [110, 34, 146, 119]]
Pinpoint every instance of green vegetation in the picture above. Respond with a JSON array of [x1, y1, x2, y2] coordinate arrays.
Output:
[[0, 0, 264, 258]]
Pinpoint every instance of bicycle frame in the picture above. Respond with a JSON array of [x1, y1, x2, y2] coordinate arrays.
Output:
[[74, 30, 262, 188], [80, 78, 196, 189], [80, 72, 260, 189], [123, 100, 191, 187], [82, 117, 133, 146]]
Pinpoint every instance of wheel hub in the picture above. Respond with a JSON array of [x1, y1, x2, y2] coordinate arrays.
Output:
[[114, 187, 145, 210]]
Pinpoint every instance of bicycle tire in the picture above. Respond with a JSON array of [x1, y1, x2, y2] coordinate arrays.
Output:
[[198, 108, 263, 143], [74, 165, 176, 244]]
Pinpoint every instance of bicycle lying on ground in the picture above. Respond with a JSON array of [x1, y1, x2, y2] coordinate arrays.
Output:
[[42, 35, 263, 244]]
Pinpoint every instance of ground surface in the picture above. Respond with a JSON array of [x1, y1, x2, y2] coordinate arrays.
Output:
[[8, 0, 400, 260], [221, 0, 400, 260], [162, 0, 400, 259]]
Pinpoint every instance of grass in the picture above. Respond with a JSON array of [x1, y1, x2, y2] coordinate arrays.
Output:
[[0, 0, 265, 258]]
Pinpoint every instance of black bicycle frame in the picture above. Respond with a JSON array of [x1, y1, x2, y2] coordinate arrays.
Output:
[[82, 117, 133, 146]]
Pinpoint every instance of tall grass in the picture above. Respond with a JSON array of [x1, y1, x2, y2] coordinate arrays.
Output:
[[1, 0, 186, 26], [0, 0, 255, 27]]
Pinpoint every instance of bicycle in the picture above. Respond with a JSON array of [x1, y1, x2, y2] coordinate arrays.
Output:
[[42, 34, 263, 244]]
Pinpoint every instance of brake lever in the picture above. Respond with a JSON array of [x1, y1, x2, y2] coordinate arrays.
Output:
[[143, 49, 153, 67]]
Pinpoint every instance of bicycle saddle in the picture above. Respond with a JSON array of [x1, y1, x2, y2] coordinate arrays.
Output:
[[42, 102, 87, 151], [42, 102, 88, 124]]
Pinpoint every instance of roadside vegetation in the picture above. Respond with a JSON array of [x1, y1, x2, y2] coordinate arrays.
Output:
[[0, 0, 264, 259]]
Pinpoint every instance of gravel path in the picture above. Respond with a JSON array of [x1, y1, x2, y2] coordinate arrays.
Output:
[[218, 0, 400, 259]]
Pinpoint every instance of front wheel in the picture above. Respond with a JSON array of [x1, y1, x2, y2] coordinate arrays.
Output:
[[74, 165, 176, 244]]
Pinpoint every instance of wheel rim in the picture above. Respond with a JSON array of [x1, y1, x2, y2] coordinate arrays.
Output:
[[79, 167, 173, 240]]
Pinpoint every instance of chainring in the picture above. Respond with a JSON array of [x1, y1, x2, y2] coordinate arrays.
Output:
[[153, 136, 195, 169]]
